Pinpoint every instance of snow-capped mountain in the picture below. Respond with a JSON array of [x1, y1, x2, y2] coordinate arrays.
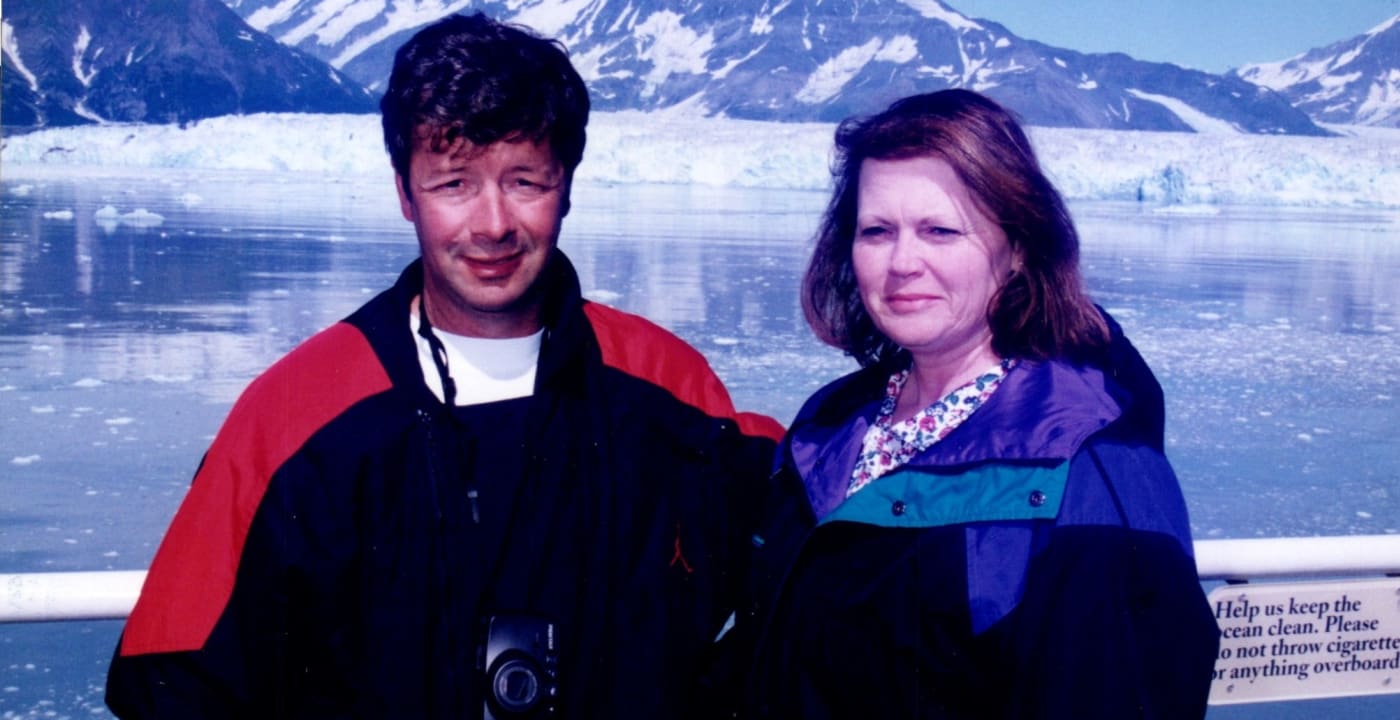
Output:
[[1238, 14, 1400, 128], [2, 0, 376, 131], [223, 0, 1326, 135]]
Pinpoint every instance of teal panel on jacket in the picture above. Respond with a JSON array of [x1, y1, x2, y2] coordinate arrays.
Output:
[[821, 462, 1070, 528]]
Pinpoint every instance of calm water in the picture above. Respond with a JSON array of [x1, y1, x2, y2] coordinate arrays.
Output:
[[2, 172, 1398, 718]]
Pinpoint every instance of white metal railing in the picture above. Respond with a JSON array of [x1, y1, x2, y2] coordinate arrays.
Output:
[[3, 535, 1400, 623], [1, 570, 146, 623]]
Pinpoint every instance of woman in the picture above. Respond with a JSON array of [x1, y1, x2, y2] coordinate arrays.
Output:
[[738, 90, 1219, 718]]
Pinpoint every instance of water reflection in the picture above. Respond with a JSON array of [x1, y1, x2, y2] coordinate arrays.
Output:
[[1077, 204, 1400, 334], [0, 172, 1397, 719]]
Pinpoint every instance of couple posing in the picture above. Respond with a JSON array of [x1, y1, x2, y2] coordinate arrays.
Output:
[[106, 12, 1219, 719]]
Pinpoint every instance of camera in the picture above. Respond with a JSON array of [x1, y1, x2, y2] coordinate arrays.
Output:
[[480, 615, 560, 720]]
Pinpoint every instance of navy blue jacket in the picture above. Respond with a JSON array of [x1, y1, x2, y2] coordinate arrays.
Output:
[[735, 325, 1219, 718], [106, 253, 782, 719]]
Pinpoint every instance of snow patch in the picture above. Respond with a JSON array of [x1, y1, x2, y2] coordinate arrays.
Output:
[[2, 19, 41, 92], [1126, 89, 1243, 135], [799, 36, 917, 104], [71, 26, 99, 87], [894, 0, 983, 32], [633, 11, 715, 97]]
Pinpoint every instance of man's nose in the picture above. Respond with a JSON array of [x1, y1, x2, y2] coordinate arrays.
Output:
[[469, 186, 513, 241]]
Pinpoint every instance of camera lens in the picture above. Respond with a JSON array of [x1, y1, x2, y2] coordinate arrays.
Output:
[[492, 656, 541, 713]]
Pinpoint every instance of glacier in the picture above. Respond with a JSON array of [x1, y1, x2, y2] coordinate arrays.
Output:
[[3, 110, 1398, 209]]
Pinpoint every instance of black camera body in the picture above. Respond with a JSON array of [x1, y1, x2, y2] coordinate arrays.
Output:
[[480, 615, 560, 720]]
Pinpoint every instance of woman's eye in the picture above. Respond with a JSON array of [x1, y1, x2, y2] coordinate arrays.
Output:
[[856, 225, 889, 239]]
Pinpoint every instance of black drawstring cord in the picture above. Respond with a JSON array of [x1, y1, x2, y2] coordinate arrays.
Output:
[[417, 294, 481, 525], [417, 295, 457, 407]]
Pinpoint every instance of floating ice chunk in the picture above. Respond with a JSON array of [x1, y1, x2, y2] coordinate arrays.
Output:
[[73, 377, 103, 387], [178, 192, 203, 206], [1358, 511, 1374, 519], [95, 204, 165, 228], [1195, 312, 1223, 321], [11, 455, 41, 465], [1150, 204, 1220, 216], [31, 405, 55, 413], [1296, 433, 1314, 442], [147, 373, 193, 383], [105, 417, 135, 426], [585, 289, 623, 304], [11, 184, 34, 196], [713, 337, 740, 346], [42, 209, 75, 220], [122, 208, 164, 225]]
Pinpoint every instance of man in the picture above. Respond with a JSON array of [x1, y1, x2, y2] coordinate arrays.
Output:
[[106, 12, 781, 719]]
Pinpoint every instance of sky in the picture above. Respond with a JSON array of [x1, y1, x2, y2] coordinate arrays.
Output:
[[946, 0, 1400, 73]]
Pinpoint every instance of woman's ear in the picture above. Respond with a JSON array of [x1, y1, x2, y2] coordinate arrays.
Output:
[[1008, 247, 1025, 278]]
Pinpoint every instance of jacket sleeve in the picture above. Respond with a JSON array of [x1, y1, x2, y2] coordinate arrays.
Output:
[[1004, 440, 1220, 719], [105, 454, 303, 719], [105, 322, 392, 718]]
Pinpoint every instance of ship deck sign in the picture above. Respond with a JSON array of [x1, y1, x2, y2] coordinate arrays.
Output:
[[1209, 578, 1400, 704]]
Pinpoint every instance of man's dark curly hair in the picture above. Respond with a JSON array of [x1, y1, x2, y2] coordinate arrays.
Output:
[[380, 12, 589, 189]]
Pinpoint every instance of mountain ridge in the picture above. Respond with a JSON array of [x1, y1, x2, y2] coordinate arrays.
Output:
[[228, 0, 1327, 135], [2, 0, 376, 131], [1237, 13, 1400, 128], [11, 0, 1380, 136]]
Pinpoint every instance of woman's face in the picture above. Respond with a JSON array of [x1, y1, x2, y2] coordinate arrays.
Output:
[[852, 155, 1016, 366]]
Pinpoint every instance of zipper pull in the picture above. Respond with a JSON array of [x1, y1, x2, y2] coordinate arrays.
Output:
[[467, 488, 481, 524]]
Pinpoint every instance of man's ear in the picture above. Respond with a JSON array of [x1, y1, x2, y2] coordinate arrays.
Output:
[[395, 173, 415, 222], [560, 176, 573, 218]]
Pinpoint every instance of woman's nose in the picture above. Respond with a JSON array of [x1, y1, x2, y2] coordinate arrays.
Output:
[[888, 228, 922, 275]]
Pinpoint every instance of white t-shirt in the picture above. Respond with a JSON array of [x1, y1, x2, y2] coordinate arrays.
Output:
[[410, 306, 542, 406]]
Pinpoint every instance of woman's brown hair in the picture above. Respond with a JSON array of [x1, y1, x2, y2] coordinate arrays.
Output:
[[802, 89, 1109, 367]]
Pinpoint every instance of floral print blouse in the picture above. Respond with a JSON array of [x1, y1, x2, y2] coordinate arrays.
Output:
[[848, 358, 1017, 497]]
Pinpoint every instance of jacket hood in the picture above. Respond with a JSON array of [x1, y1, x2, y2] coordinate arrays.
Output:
[[786, 310, 1166, 519]]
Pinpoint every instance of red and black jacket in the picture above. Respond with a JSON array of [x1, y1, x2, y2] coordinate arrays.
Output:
[[106, 252, 782, 719]]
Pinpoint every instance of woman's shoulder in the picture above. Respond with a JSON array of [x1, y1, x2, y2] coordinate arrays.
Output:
[[791, 362, 890, 429]]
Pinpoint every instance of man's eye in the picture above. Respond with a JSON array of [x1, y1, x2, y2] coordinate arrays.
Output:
[[510, 177, 551, 192]]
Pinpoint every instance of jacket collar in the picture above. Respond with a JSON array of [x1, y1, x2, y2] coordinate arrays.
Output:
[[344, 250, 592, 403], [787, 353, 1136, 520]]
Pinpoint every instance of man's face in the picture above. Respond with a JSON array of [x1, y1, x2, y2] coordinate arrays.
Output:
[[396, 135, 568, 338]]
